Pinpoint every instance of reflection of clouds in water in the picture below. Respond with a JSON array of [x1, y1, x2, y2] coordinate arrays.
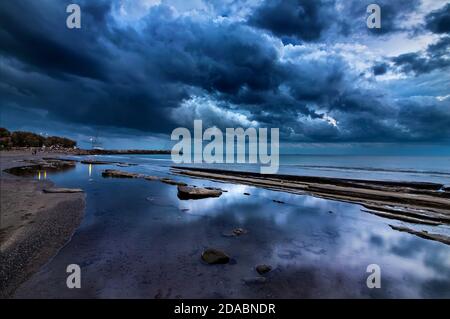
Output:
[[175, 184, 254, 217], [25, 161, 450, 298]]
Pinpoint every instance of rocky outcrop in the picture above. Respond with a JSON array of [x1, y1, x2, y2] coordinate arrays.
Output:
[[4, 158, 76, 176], [171, 166, 450, 226], [389, 225, 450, 246], [177, 185, 222, 200]]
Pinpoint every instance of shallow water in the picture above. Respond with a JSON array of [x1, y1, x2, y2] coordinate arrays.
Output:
[[15, 156, 450, 298]]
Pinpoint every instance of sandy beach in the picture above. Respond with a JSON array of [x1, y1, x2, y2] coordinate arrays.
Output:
[[0, 151, 85, 298]]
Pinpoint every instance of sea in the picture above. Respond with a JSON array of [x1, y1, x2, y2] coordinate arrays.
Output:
[[13, 154, 450, 298]]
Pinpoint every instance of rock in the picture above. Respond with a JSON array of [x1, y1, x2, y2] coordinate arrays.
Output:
[[242, 277, 267, 285], [255, 264, 272, 275], [201, 248, 230, 264], [80, 159, 115, 165], [43, 188, 84, 193], [116, 163, 132, 167], [232, 227, 247, 236], [101, 169, 141, 178], [177, 185, 222, 200], [273, 199, 285, 204], [205, 186, 227, 192], [160, 178, 187, 186], [243, 192, 250, 196], [222, 227, 248, 237], [144, 175, 160, 181]]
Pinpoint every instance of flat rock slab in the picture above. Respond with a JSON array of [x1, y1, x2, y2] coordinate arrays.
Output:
[[201, 248, 230, 264], [43, 188, 84, 193], [160, 178, 187, 186], [80, 160, 115, 165], [177, 185, 222, 200], [102, 169, 141, 178]]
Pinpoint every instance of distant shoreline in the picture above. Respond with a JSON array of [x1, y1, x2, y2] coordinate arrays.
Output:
[[1, 147, 172, 156]]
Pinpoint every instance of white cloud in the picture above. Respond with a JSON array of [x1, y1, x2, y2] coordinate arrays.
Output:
[[171, 95, 259, 128]]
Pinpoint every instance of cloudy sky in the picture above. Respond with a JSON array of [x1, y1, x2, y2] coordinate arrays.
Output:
[[0, 0, 449, 153]]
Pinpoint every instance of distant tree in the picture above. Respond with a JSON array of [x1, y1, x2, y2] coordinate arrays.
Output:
[[44, 136, 77, 148], [11, 131, 45, 147], [0, 127, 10, 137]]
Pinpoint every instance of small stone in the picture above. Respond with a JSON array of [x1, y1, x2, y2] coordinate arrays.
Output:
[[243, 192, 250, 196], [232, 228, 247, 236], [242, 277, 267, 285], [255, 264, 272, 275], [222, 227, 248, 237], [201, 248, 230, 264]]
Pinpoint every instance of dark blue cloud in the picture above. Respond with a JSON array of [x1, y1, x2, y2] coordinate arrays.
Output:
[[248, 0, 335, 42], [425, 3, 450, 34], [0, 0, 449, 144]]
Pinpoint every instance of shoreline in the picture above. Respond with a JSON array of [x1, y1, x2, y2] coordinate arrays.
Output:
[[0, 151, 86, 298]]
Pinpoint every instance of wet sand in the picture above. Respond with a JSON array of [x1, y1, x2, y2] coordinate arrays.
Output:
[[0, 151, 85, 298]]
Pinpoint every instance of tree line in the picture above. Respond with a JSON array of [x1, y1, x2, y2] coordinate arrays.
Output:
[[0, 128, 76, 149]]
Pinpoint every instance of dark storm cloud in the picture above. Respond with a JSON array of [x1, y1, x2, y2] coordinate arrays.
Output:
[[372, 62, 388, 76], [335, 0, 422, 36], [0, 1, 109, 80], [1, 0, 450, 143], [248, 0, 335, 42], [425, 3, 450, 34], [389, 36, 450, 76]]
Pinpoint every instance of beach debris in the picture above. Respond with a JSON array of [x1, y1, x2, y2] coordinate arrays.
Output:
[[389, 225, 450, 246], [101, 169, 141, 178], [242, 277, 267, 285], [222, 227, 248, 237], [43, 188, 84, 193], [255, 264, 272, 275], [273, 199, 285, 204], [177, 185, 222, 200], [201, 248, 230, 264]]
